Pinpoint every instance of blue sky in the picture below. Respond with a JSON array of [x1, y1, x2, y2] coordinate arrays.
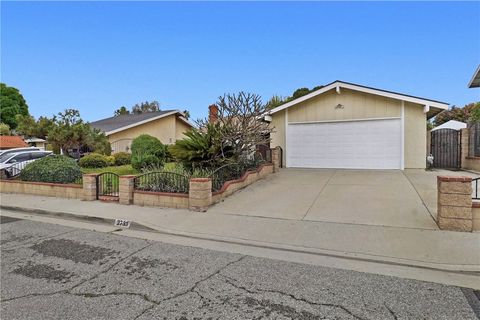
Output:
[[1, 1, 479, 122]]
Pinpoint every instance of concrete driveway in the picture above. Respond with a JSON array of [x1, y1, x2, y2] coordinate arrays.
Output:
[[209, 168, 479, 230]]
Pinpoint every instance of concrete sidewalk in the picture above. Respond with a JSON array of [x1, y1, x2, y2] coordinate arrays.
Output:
[[1, 193, 479, 274]]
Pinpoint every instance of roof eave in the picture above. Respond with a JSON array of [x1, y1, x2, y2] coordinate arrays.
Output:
[[269, 80, 449, 115]]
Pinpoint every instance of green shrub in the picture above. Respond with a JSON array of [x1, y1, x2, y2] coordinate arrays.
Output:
[[113, 152, 131, 166], [20, 155, 82, 184], [105, 155, 115, 166], [78, 153, 109, 168], [169, 123, 232, 169], [131, 134, 166, 170]]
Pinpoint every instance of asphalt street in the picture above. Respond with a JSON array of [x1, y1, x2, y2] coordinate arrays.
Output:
[[1, 215, 479, 320]]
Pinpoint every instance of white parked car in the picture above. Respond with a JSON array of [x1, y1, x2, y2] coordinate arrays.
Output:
[[0, 147, 40, 157], [0, 150, 53, 178]]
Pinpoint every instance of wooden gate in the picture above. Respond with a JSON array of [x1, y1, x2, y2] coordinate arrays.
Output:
[[431, 129, 461, 169]]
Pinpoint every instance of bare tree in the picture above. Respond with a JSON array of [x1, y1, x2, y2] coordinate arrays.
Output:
[[197, 92, 274, 160]]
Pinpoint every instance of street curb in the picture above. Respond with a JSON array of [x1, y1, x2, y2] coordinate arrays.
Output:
[[2, 204, 480, 276], [0, 205, 157, 232]]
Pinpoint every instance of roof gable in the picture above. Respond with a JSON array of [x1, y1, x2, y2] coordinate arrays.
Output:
[[269, 80, 449, 115], [90, 110, 193, 135]]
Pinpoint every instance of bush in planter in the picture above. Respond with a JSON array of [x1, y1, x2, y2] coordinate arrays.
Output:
[[131, 134, 166, 170], [105, 155, 115, 166], [113, 152, 131, 166], [78, 153, 109, 168], [20, 155, 82, 184]]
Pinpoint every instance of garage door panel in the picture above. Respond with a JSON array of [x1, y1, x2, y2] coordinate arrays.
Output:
[[287, 119, 401, 169]]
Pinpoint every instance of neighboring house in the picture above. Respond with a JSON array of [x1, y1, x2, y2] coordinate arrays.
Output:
[[468, 65, 480, 88], [0, 136, 28, 150], [431, 120, 467, 131], [268, 80, 449, 170], [24, 137, 48, 150], [90, 110, 193, 153]]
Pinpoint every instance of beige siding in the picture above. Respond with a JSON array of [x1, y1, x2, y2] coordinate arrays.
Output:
[[108, 115, 187, 145], [287, 89, 401, 123], [175, 118, 191, 141], [404, 102, 426, 168], [270, 109, 286, 165], [270, 88, 427, 169]]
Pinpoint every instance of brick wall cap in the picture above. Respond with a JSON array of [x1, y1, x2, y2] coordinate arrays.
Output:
[[437, 176, 472, 182], [190, 178, 211, 182], [472, 201, 480, 208], [0, 179, 82, 188]]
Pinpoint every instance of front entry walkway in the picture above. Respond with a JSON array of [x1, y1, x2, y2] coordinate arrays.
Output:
[[208, 168, 478, 230]]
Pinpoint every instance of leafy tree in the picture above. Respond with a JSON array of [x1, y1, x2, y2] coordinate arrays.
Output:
[[186, 92, 273, 168], [0, 123, 11, 135], [433, 102, 480, 126], [16, 115, 55, 139], [131, 101, 160, 114], [291, 87, 311, 100], [46, 109, 110, 155], [114, 106, 130, 116], [0, 83, 29, 129], [266, 95, 284, 110]]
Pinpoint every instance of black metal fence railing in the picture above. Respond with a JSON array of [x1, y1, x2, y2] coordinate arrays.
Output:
[[133, 171, 189, 194], [472, 177, 480, 200], [96, 172, 119, 198], [209, 160, 264, 192]]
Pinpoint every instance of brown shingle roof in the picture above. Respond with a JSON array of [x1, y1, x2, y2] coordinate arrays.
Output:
[[0, 136, 28, 149]]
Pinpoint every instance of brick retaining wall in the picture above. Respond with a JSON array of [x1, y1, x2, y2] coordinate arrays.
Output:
[[134, 190, 189, 209], [0, 179, 83, 199]]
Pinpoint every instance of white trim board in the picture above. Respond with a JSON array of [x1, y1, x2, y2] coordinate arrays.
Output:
[[269, 80, 449, 115]]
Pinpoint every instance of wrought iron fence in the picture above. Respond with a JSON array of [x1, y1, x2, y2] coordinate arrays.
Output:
[[96, 172, 119, 198], [133, 171, 189, 193], [472, 177, 480, 200], [209, 160, 264, 192]]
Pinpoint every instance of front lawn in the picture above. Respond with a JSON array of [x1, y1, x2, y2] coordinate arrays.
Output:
[[81, 165, 139, 176], [80, 162, 179, 176]]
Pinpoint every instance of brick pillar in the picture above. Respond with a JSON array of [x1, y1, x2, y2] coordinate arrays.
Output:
[[119, 175, 136, 205], [460, 128, 469, 169], [82, 174, 98, 201], [189, 178, 212, 212], [437, 176, 473, 232], [271, 147, 281, 172]]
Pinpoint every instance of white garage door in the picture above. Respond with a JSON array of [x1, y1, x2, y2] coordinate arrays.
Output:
[[287, 119, 402, 169]]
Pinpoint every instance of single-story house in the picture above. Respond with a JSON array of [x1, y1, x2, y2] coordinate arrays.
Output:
[[431, 120, 467, 131], [268, 80, 449, 170], [0, 136, 28, 150], [24, 137, 48, 150], [90, 110, 193, 153]]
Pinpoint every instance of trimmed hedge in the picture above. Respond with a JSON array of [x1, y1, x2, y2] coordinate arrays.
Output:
[[20, 155, 82, 184], [78, 153, 109, 168], [131, 135, 166, 170], [113, 152, 131, 166]]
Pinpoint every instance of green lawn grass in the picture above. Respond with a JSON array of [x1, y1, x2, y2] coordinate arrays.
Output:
[[81, 164, 139, 176], [80, 162, 178, 176]]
